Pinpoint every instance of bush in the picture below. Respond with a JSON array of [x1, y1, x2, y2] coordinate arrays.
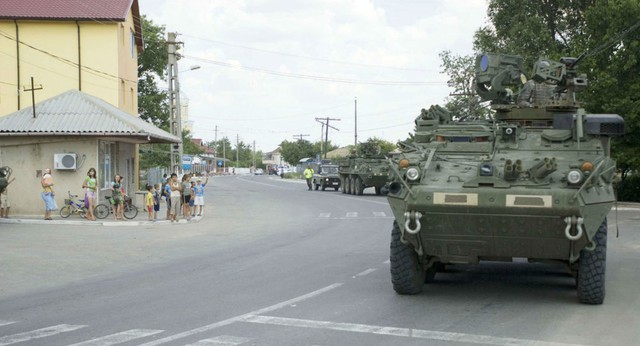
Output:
[[616, 174, 640, 202], [282, 172, 299, 179]]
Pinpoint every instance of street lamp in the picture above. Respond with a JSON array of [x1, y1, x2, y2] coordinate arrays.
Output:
[[179, 65, 201, 73]]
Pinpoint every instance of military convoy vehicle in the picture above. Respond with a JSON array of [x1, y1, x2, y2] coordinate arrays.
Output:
[[339, 145, 389, 195], [387, 53, 624, 304], [312, 163, 341, 191]]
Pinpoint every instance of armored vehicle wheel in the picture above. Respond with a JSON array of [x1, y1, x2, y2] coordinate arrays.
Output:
[[576, 219, 607, 304], [375, 186, 382, 195], [350, 176, 356, 195], [341, 177, 347, 193], [343, 177, 349, 194], [355, 177, 364, 195], [390, 222, 425, 294]]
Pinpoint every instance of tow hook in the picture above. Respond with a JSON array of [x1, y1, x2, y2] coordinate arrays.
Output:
[[564, 216, 584, 241], [404, 211, 423, 235]]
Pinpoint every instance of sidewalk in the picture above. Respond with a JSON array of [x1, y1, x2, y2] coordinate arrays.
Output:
[[0, 210, 203, 226]]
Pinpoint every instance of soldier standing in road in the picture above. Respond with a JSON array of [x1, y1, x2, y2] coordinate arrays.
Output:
[[303, 165, 314, 191]]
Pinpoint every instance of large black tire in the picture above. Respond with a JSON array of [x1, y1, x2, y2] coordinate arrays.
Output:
[[350, 176, 356, 195], [321, 185, 326, 191], [390, 222, 425, 294], [314, 180, 319, 190], [355, 177, 364, 195], [59, 205, 71, 218], [94, 204, 110, 219], [375, 186, 382, 195], [576, 219, 607, 304], [334, 186, 339, 191], [341, 176, 347, 194], [343, 177, 350, 194]]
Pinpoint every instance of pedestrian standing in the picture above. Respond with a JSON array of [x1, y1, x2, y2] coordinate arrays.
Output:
[[0, 167, 13, 218], [189, 181, 196, 217], [145, 184, 154, 221], [41, 168, 57, 220], [112, 174, 125, 220], [169, 173, 181, 222], [193, 175, 209, 216], [82, 168, 98, 221], [153, 183, 161, 221], [164, 181, 171, 220], [303, 165, 314, 191], [181, 174, 192, 219]]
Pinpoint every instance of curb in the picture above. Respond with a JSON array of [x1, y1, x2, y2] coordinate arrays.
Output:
[[0, 215, 202, 226]]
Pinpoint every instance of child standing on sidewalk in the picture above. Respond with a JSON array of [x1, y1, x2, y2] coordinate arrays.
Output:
[[153, 183, 161, 221], [145, 185, 154, 221]]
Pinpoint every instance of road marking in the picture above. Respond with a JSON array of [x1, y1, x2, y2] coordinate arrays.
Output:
[[373, 212, 387, 217], [138, 283, 343, 346], [0, 321, 15, 327], [68, 329, 164, 346], [353, 268, 377, 278], [318, 213, 331, 218], [186, 335, 251, 345], [241, 315, 590, 346], [346, 212, 358, 218], [0, 324, 86, 346]]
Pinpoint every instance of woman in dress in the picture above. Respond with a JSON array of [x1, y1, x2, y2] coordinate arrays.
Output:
[[111, 174, 125, 220], [83, 168, 98, 221], [41, 168, 56, 220]]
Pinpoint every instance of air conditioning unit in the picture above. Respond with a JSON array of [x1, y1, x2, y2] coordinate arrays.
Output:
[[54, 153, 77, 170]]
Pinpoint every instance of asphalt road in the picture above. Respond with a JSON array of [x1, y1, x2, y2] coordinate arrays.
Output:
[[1, 175, 639, 346]]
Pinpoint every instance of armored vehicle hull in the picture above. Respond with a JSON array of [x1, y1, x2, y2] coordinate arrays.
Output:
[[387, 54, 624, 304], [339, 156, 389, 195]]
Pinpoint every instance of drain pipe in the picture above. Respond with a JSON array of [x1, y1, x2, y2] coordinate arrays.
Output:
[[14, 20, 20, 110]]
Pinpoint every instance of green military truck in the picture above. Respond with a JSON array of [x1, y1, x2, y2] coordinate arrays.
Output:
[[339, 155, 389, 195], [312, 163, 341, 191]]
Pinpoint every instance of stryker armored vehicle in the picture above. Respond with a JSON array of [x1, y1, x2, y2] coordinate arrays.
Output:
[[312, 163, 341, 191], [339, 143, 389, 195], [387, 53, 624, 304]]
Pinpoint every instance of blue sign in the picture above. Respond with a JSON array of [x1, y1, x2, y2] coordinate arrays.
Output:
[[217, 160, 223, 167]]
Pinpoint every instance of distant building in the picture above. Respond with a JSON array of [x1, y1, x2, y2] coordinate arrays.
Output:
[[263, 147, 290, 173]]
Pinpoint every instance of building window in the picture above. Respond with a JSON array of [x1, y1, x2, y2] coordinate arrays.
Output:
[[99, 141, 115, 190], [130, 30, 135, 58]]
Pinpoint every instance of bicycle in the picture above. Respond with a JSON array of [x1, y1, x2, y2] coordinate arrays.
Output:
[[60, 191, 87, 218], [94, 195, 138, 220]]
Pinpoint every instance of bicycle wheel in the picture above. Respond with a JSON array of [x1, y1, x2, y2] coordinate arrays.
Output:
[[79, 207, 88, 218], [94, 204, 110, 219], [60, 205, 72, 218], [124, 204, 138, 219]]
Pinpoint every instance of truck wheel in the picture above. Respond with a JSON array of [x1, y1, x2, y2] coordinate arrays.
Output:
[[576, 218, 607, 304], [314, 181, 319, 190], [355, 177, 364, 195], [390, 221, 425, 294], [334, 186, 339, 191], [375, 186, 382, 195], [321, 185, 326, 191]]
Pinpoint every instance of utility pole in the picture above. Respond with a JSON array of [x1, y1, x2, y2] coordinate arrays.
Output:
[[23, 77, 43, 118], [223, 138, 226, 174], [167, 32, 183, 173], [315, 117, 341, 159], [252, 140, 256, 172], [354, 97, 358, 154], [236, 134, 239, 169], [292, 134, 309, 141]]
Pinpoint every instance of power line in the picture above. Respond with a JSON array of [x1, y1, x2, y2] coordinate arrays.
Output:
[[182, 33, 436, 72], [183, 55, 444, 86]]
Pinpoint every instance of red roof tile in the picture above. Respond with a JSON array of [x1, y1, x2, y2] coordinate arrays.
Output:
[[0, 0, 134, 20]]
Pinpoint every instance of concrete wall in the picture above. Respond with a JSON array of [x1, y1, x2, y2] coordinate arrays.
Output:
[[0, 137, 137, 216]]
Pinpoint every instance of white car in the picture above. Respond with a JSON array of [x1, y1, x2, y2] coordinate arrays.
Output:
[[255, 168, 264, 175]]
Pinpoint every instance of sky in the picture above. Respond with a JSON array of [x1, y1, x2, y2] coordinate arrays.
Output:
[[138, 0, 489, 153]]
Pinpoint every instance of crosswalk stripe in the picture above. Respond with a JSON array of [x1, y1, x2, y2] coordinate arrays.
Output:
[[186, 335, 251, 345], [0, 321, 16, 327], [0, 324, 86, 346], [346, 212, 358, 218], [68, 329, 164, 346], [318, 213, 331, 218], [373, 212, 386, 217]]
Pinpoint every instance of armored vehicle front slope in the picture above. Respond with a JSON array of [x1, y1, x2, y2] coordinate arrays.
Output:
[[387, 54, 624, 304]]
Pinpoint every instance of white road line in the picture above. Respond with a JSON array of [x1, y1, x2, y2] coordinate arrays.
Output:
[[354, 268, 377, 277], [68, 329, 164, 346], [346, 212, 358, 218], [138, 283, 343, 346], [0, 324, 86, 346], [372, 212, 386, 217], [318, 213, 331, 218], [241, 315, 590, 346], [186, 335, 251, 346], [0, 321, 15, 327]]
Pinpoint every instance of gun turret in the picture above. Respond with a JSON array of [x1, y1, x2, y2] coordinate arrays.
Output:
[[475, 54, 526, 104]]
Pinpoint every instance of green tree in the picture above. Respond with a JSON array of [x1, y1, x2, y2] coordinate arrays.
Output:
[[182, 130, 203, 156], [439, 51, 491, 120], [312, 141, 339, 159], [138, 16, 169, 130], [280, 140, 316, 165], [358, 137, 396, 155]]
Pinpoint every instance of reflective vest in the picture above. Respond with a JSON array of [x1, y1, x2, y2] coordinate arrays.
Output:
[[304, 168, 314, 179]]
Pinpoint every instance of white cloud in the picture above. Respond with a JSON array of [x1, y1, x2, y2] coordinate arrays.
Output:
[[140, 0, 488, 152]]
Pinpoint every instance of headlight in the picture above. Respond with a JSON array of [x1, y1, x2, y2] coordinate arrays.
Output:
[[406, 167, 420, 181], [567, 170, 582, 184]]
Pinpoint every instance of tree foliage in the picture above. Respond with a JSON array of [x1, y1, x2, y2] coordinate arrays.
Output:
[[207, 138, 262, 168], [280, 140, 316, 165], [439, 51, 491, 120], [357, 137, 396, 155], [473, 0, 640, 178], [138, 16, 169, 130]]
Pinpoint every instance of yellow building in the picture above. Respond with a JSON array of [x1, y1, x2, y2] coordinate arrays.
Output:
[[0, 0, 143, 116]]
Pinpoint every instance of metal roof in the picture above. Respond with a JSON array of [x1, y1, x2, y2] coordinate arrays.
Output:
[[0, 89, 180, 144]]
